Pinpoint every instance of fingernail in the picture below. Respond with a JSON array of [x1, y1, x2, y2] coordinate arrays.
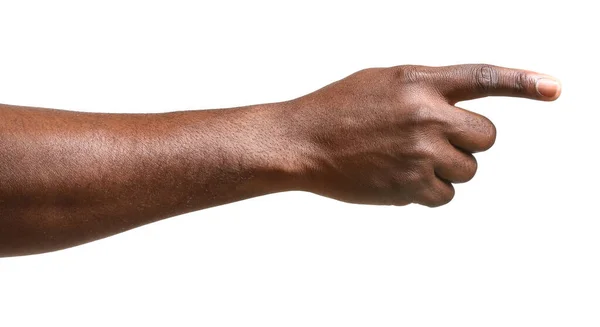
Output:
[[536, 78, 560, 98]]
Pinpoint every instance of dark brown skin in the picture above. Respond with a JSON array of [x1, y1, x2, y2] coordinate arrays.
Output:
[[0, 64, 561, 257]]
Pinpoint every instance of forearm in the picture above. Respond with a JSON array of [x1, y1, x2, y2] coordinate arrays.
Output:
[[0, 102, 301, 257]]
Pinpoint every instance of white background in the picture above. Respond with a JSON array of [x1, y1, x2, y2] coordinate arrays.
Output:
[[0, 0, 598, 326]]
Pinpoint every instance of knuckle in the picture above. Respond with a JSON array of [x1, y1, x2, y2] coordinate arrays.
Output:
[[405, 168, 429, 185], [464, 113, 497, 151], [437, 184, 456, 206], [417, 177, 455, 208], [353, 67, 378, 78], [407, 105, 445, 128], [462, 154, 478, 182], [480, 118, 497, 150], [512, 71, 529, 94], [408, 105, 432, 123], [473, 65, 500, 91], [425, 186, 455, 208], [394, 65, 425, 83], [411, 138, 439, 161]]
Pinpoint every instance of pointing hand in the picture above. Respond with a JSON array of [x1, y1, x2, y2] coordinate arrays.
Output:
[[283, 64, 561, 207]]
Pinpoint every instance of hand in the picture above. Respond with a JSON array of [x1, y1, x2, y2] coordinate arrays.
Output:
[[284, 64, 561, 207]]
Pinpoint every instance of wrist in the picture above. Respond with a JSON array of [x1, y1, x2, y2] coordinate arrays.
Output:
[[245, 101, 316, 194]]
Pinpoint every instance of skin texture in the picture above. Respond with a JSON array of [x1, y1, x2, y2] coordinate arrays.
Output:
[[0, 64, 561, 257]]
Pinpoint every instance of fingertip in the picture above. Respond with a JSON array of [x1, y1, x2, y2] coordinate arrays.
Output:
[[535, 77, 562, 101]]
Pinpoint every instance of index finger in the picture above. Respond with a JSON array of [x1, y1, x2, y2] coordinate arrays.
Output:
[[427, 64, 561, 104]]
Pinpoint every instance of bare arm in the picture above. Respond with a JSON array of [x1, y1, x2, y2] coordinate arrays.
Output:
[[0, 102, 301, 256], [0, 64, 560, 257]]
